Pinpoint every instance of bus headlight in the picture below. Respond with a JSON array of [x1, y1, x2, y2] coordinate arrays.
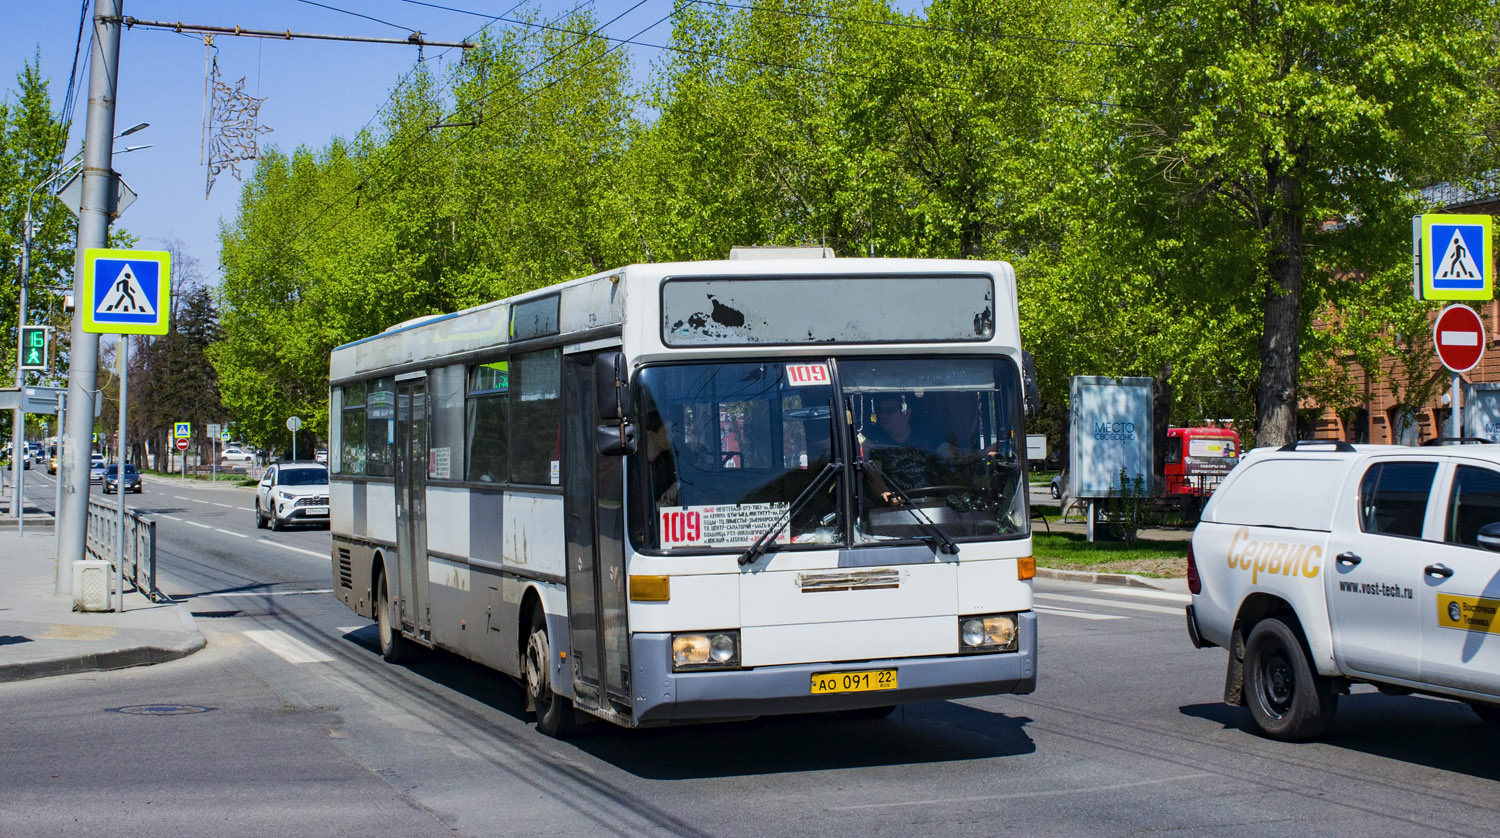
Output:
[[671, 630, 740, 671], [959, 614, 1018, 653]]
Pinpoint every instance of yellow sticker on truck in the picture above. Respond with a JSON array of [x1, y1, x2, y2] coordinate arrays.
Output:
[[1438, 593, 1500, 634], [1224, 527, 1322, 584]]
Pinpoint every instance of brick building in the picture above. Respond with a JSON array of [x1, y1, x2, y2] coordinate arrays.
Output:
[[1309, 182, 1499, 444]]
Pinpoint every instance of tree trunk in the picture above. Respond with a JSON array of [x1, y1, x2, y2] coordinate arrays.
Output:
[[1255, 172, 1304, 447]]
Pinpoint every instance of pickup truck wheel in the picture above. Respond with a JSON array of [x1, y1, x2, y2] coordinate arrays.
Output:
[[1469, 702, 1500, 725], [1244, 617, 1337, 741]]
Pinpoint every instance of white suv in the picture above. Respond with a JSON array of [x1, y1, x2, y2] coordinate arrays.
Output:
[[1187, 440, 1500, 740], [255, 463, 330, 531]]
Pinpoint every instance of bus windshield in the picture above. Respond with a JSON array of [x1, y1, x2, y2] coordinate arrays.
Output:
[[632, 356, 1026, 552]]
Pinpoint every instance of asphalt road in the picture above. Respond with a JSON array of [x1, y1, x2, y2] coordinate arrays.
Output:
[[2, 474, 1499, 836]]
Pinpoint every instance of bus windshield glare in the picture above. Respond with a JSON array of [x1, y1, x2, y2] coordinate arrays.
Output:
[[633, 357, 1026, 552]]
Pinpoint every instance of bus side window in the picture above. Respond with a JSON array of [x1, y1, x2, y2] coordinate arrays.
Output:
[[1164, 438, 1183, 464], [341, 382, 367, 476], [466, 359, 509, 483], [511, 348, 562, 485]]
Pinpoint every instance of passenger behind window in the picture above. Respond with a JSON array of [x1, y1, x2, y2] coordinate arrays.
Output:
[[644, 411, 680, 506]]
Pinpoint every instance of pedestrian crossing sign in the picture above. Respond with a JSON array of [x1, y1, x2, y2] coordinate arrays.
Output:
[[81, 248, 172, 335], [1418, 214, 1492, 301]]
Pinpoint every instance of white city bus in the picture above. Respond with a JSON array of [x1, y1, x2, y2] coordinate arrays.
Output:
[[329, 254, 1037, 735]]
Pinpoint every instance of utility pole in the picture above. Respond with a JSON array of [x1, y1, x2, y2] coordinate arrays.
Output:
[[13, 212, 30, 532], [57, 0, 123, 594]]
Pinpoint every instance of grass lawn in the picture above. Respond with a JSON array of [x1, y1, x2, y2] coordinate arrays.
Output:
[[1031, 531, 1191, 579]]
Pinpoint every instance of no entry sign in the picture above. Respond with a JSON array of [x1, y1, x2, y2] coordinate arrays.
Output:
[[1434, 303, 1486, 373], [175, 437, 190, 451]]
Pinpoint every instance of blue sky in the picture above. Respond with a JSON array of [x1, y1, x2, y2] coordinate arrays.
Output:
[[3, 1, 693, 285]]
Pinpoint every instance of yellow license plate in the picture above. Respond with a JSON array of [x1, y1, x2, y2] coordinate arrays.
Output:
[[810, 669, 897, 695]]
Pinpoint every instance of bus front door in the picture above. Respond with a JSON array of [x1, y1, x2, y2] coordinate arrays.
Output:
[[395, 378, 431, 642], [563, 353, 630, 716]]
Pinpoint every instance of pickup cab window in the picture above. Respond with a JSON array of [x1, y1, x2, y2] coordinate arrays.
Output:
[[1358, 461, 1437, 538], [1444, 464, 1500, 548]]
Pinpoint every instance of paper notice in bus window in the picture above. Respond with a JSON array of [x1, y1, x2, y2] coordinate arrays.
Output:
[[659, 503, 791, 548], [429, 447, 452, 480], [550, 460, 560, 485], [785, 363, 830, 386]]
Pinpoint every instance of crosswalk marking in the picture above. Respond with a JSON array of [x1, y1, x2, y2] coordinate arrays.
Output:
[[1035, 592, 1184, 616], [1034, 605, 1127, 621], [243, 629, 333, 663], [1097, 588, 1192, 605]]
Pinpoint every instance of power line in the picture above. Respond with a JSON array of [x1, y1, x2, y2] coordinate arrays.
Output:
[[293, 0, 419, 34], [695, 0, 1139, 52], [59, 0, 91, 130], [282, 1, 667, 249], [391, 0, 1138, 112]]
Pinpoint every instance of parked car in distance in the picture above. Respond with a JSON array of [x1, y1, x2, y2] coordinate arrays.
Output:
[[255, 463, 329, 531], [89, 455, 106, 485], [47, 449, 59, 475], [102, 463, 142, 494], [220, 447, 255, 465], [314, 447, 328, 464]]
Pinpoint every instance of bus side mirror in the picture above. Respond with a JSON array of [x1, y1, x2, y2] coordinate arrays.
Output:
[[595, 351, 633, 421], [596, 422, 637, 457], [1021, 350, 1039, 417]]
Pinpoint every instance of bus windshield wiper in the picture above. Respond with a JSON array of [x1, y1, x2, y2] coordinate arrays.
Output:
[[738, 459, 841, 567], [862, 466, 959, 555]]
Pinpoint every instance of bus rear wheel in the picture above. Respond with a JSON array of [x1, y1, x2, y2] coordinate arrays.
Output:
[[376, 571, 412, 664], [524, 611, 576, 738]]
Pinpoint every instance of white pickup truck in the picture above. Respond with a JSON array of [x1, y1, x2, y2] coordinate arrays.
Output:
[[1187, 440, 1500, 740]]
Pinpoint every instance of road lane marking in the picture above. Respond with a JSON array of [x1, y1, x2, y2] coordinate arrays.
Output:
[[212, 502, 234, 508], [1033, 605, 1128, 621], [1097, 588, 1191, 605], [214, 528, 248, 538], [158, 514, 184, 523], [830, 773, 1213, 811], [209, 589, 334, 598], [243, 629, 333, 663], [338, 625, 370, 634], [256, 539, 328, 559], [1035, 592, 1183, 616], [184, 520, 213, 530]]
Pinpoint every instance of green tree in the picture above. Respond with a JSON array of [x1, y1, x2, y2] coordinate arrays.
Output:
[[1106, 0, 1498, 445]]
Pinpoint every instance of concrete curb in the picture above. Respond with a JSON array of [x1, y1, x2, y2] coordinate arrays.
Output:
[[0, 634, 207, 683], [1035, 566, 1178, 591]]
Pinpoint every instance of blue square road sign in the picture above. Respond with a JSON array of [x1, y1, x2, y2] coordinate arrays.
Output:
[[82, 248, 172, 335]]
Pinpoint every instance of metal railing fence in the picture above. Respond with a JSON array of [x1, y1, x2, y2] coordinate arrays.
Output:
[[84, 495, 167, 603]]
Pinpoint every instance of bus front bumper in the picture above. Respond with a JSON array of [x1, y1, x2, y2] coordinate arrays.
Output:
[[629, 612, 1036, 726]]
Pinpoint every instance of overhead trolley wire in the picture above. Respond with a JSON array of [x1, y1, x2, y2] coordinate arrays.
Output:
[[277, 0, 667, 252]]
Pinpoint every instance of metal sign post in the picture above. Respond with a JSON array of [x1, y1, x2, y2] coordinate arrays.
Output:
[[116, 339, 128, 613], [1434, 304, 1486, 439], [287, 415, 302, 461]]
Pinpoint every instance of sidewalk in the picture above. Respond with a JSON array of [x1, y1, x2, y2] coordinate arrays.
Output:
[[0, 527, 204, 683]]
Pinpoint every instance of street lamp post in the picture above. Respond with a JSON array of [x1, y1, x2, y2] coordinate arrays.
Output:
[[15, 123, 150, 541]]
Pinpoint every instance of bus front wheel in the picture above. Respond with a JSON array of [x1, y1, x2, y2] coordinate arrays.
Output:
[[376, 571, 412, 664], [524, 612, 576, 738]]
